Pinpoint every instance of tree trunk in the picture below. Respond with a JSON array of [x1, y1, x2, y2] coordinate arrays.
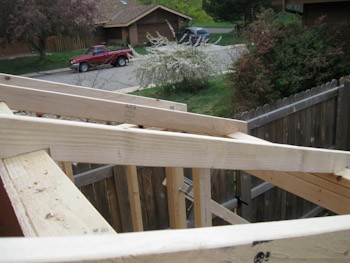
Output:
[[30, 37, 47, 61], [38, 37, 47, 61]]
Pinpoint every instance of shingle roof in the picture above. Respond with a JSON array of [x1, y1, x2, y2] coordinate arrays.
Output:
[[96, 0, 191, 27]]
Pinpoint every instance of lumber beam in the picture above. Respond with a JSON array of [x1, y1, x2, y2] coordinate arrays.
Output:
[[169, 178, 248, 225], [0, 150, 116, 236], [0, 83, 247, 136], [60, 162, 74, 182], [210, 199, 249, 225], [334, 168, 350, 187], [165, 168, 187, 229], [227, 132, 272, 144], [251, 182, 275, 199], [300, 206, 325, 219], [247, 170, 350, 214], [126, 166, 143, 232], [0, 115, 350, 173], [0, 102, 12, 114], [0, 73, 187, 111], [193, 169, 212, 227], [1, 215, 350, 262]]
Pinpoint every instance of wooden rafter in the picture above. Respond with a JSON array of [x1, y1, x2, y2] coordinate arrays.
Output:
[[0, 73, 187, 111], [247, 170, 350, 214], [0, 150, 116, 236], [1, 215, 350, 262], [0, 114, 349, 173], [0, 83, 247, 136]]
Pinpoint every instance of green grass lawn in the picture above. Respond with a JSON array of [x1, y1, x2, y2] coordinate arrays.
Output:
[[192, 21, 236, 28], [131, 75, 233, 117], [210, 33, 243, 46], [0, 49, 84, 75]]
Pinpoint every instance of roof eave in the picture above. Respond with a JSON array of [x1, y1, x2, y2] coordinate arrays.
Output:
[[101, 4, 192, 29]]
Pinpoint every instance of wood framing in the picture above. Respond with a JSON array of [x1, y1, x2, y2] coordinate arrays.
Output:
[[0, 73, 187, 111], [126, 166, 143, 232], [193, 169, 212, 227], [165, 168, 187, 229], [247, 170, 350, 214], [166, 176, 249, 225], [1, 74, 350, 261], [0, 101, 12, 114], [0, 150, 116, 236], [1, 215, 350, 262], [1, 114, 349, 173], [60, 162, 74, 181], [0, 83, 247, 136]]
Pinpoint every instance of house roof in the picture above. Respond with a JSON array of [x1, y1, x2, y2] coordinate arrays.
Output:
[[96, 0, 192, 28]]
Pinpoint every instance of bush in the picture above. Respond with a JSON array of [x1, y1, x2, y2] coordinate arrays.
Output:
[[134, 47, 219, 93], [231, 9, 350, 113]]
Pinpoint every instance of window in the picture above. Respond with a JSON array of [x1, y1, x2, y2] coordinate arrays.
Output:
[[94, 47, 105, 55]]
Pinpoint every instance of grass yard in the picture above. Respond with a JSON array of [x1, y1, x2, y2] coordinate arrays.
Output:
[[131, 74, 233, 117], [192, 21, 236, 28], [0, 49, 84, 75], [210, 33, 243, 46]]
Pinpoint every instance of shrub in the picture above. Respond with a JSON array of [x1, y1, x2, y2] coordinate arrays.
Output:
[[134, 46, 219, 93], [231, 9, 350, 113]]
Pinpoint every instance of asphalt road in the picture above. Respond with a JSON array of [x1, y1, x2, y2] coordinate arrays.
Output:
[[33, 45, 246, 92]]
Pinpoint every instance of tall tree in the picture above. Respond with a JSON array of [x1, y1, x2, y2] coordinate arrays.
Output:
[[3, 0, 98, 60], [202, 0, 271, 24], [0, 0, 16, 45]]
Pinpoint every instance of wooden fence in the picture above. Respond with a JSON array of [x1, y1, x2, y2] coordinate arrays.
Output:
[[45, 36, 103, 52], [0, 36, 103, 57], [235, 78, 350, 222]]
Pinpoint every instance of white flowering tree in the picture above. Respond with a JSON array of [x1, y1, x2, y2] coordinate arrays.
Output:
[[134, 48, 217, 89], [132, 21, 220, 92]]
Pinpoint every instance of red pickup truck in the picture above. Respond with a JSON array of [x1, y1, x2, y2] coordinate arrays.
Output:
[[68, 45, 133, 72]]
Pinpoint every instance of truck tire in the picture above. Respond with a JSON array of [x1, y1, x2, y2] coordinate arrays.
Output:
[[79, 62, 89, 73], [116, 56, 127, 67]]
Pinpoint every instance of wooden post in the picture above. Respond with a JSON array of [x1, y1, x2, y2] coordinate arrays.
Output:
[[126, 165, 143, 232], [165, 167, 186, 229], [61, 162, 74, 182], [193, 168, 212, 227]]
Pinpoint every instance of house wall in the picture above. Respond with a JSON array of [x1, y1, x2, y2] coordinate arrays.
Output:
[[135, 9, 187, 45], [129, 24, 139, 46]]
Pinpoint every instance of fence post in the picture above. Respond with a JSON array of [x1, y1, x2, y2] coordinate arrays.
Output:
[[336, 80, 350, 150]]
